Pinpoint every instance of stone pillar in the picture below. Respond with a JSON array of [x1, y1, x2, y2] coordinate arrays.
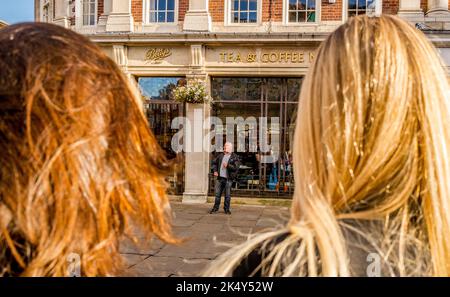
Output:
[[427, 0, 449, 15], [97, 0, 112, 31], [437, 48, 450, 74], [106, 0, 134, 32], [183, 0, 212, 32], [53, 0, 70, 27], [425, 0, 450, 29], [182, 44, 210, 203], [182, 101, 211, 203], [398, 0, 424, 21]]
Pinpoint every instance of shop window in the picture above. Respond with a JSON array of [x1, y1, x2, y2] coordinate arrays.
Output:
[[138, 77, 185, 101], [210, 77, 302, 197], [138, 77, 186, 194], [144, 0, 177, 23]]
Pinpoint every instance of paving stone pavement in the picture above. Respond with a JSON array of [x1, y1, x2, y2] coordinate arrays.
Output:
[[119, 202, 290, 276]]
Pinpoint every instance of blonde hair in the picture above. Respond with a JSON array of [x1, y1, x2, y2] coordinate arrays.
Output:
[[0, 23, 178, 276], [204, 15, 450, 276]]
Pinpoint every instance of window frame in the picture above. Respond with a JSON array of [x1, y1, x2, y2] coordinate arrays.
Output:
[[224, 0, 263, 26], [143, 0, 179, 25], [342, 0, 382, 21], [282, 0, 320, 26], [75, 0, 98, 28]]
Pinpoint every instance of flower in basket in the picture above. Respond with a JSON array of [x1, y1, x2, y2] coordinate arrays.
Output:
[[172, 81, 213, 104]]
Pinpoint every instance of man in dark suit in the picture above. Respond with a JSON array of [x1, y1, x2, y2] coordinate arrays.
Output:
[[209, 142, 240, 215]]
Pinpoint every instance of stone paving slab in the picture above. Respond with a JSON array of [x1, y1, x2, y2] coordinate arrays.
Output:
[[119, 202, 289, 276]]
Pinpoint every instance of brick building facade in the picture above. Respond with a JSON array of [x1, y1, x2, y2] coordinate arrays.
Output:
[[35, 0, 450, 201]]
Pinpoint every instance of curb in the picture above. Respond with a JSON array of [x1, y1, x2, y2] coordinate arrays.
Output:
[[168, 195, 292, 207]]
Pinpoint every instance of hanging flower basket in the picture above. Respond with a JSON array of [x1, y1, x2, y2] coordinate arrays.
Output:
[[172, 81, 213, 104]]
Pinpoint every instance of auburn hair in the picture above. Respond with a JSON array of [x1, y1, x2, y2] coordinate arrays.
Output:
[[0, 23, 177, 276]]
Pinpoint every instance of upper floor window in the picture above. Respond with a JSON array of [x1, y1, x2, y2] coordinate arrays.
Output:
[[230, 0, 258, 23], [287, 0, 316, 23], [348, 0, 377, 17], [144, 0, 176, 23], [82, 0, 97, 26]]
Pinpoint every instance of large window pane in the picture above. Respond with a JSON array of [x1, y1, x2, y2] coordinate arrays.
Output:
[[240, 0, 248, 10], [167, 0, 175, 10], [211, 78, 263, 101], [233, 0, 239, 10], [150, 11, 157, 22], [240, 11, 248, 22], [158, 0, 166, 10], [150, 0, 157, 10], [307, 11, 315, 22], [298, 0, 306, 10], [138, 77, 186, 195], [298, 11, 306, 22], [233, 12, 239, 22], [138, 77, 186, 100], [167, 11, 174, 22], [287, 78, 302, 102], [158, 11, 165, 22], [348, 0, 357, 9], [289, 11, 297, 22], [210, 77, 302, 197], [358, 0, 366, 9], [289, 0, 297, 10]]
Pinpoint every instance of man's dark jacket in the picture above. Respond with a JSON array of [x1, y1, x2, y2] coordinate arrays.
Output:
[[212, 153, 240, 181]]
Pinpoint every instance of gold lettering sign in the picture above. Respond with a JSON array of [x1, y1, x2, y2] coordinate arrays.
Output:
[[145, 48, 172, 64], [219, 51, 314, 64]]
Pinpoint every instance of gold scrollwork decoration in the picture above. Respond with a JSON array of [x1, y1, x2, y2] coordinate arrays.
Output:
[[145, 48, 172, 64]]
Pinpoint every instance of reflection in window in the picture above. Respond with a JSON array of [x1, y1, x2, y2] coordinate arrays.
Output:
[[82, 0, 96, 26], [287, 78, 301, 101], [211, 77, 262, 101], [288, 0, 316, 23], [137, 77, 185, 194], [149, 0, 176, 23], [209, 77, 302, 196], [212, 77, 302, 102], [138, 77, 186, 101], [348, 0, 376, 17], [231, 0, 258, 23]]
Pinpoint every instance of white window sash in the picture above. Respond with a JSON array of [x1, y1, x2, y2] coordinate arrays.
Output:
[[282, 0, 320, 25], [76, 0, 98, 28], [225, 0, 263, 26], [343, 0, 382, 21], [143, 0, 179, 24]]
